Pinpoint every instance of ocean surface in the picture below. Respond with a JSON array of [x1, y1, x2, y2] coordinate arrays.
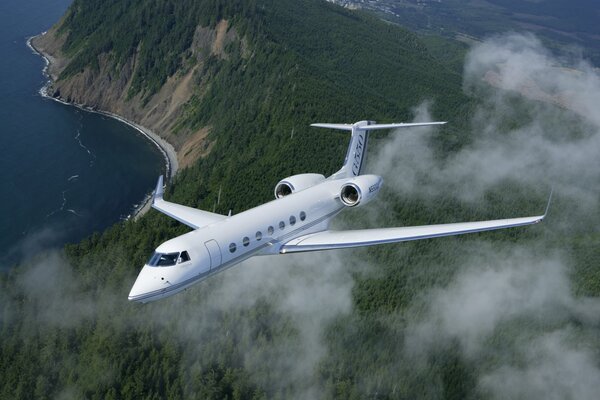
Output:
[[0, 0, 165, 266]]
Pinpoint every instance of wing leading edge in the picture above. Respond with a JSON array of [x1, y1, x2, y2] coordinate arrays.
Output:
[[280, 214, 545, 254], [151, 175, 225, 229]]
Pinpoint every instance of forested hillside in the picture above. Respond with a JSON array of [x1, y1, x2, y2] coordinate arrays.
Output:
[[2, 0, 599, 399], [35, 0, 468, 170]]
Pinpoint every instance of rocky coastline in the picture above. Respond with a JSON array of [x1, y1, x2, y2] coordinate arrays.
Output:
[[28, 31, 180, 218]]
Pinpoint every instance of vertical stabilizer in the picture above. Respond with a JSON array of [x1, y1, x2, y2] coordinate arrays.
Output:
[[329, 120, 373, 179]]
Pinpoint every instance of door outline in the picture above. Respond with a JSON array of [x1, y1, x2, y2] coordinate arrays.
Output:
[[204, 240, 222, 271]]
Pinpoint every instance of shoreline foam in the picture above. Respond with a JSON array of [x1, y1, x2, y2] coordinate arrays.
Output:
[[28, 33, 179, 219]]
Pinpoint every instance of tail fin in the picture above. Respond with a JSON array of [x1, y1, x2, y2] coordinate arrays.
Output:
[[311, 120, 446, 179]]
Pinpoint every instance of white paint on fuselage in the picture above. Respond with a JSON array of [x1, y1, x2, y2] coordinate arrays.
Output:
[[128, 179, 348, 303]]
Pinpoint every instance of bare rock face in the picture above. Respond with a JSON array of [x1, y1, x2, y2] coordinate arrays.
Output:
[[32, 20, 239, 169]]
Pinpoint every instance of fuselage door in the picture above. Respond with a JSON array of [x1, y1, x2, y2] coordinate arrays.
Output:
[[204, 240, 222, 271]]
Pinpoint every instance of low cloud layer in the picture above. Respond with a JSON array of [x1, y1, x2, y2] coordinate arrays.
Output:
[[480, 328, 600, 400], [402, 244, 600, 398], [373, 33, 600, 209], [378, 33, 600, 399], [175, 251, 357, 398], [405, 245, 575, 357], [2, 246, 357, 399]]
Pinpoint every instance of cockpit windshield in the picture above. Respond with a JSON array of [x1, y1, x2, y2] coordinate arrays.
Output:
[[147, 251, 191, 267], [147, 252, 179, 267]]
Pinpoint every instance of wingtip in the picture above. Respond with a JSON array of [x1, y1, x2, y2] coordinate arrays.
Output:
[[544, 187, 554, 217], [532, 188, 553, 223], [153, 175, 164, 204]]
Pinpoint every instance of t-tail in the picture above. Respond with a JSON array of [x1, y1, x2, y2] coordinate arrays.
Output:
[[311, 120, 446, 179]]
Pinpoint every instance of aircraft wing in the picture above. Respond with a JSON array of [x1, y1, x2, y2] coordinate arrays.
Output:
[[280, 214, 545, 254], [151, 176, 225, 229]]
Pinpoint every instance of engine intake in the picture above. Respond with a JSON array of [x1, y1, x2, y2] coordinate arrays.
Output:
[[275, 182, 294, 199], [274, 173, 326, 199], [338, 175, 382, 207], [340, 183, 361, 206]]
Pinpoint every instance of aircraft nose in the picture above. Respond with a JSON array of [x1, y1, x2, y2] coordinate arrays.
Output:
[[128, 265, 160, 302], [128, 279, 144, 302]]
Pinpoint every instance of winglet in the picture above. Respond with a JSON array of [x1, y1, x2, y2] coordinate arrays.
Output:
[[544, 187, 554, 218], [153, 175, 164, 204], [530, 188, 553, 224]]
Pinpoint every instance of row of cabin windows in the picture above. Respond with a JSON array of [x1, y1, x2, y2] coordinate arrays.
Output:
[[229, 211, 307, 253]]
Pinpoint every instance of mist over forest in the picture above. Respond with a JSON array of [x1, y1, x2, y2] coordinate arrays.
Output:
[[2, 0, 600, 398]]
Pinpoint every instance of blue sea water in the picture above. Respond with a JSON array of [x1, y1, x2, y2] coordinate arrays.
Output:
[[0, 0, 165, 266]]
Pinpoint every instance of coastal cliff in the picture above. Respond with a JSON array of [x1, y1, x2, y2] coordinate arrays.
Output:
[[32, 19, 241, 170], [30, 0, 465, 178]]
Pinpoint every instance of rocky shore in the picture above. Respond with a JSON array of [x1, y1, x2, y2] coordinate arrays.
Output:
[[28, 31, 181, 218]]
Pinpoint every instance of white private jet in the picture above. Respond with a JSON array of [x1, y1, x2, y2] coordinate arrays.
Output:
[[129, 120, 548, 303]]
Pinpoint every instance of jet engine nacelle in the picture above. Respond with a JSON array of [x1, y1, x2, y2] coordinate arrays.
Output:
[[274, 173, 326, 199], [339, 174, 383, 207]]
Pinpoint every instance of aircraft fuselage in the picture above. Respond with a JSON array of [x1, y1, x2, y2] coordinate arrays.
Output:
[[128, 177, 374, 303]]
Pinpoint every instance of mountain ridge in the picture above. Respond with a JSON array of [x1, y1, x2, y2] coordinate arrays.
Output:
[[31, 18, 237, 169], [32, 0, 467, 177]]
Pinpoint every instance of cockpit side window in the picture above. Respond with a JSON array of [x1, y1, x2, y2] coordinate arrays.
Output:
[[179, 251, 190, 263], [148, 252, 180, 267]]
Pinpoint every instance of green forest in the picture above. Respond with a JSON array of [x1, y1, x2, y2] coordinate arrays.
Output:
[[2, 0, 599, 398]]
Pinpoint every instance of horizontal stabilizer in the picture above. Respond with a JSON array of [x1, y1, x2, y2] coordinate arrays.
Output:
[[315, 120, 446, 179], [311, 121, 446, 131], [360, 121, 446, 130]]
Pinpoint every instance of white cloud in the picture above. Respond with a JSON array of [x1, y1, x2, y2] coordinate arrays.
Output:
[[381, 33, 600, 398], [372, 33, 600, 209], [480, 329, 600, 400]]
